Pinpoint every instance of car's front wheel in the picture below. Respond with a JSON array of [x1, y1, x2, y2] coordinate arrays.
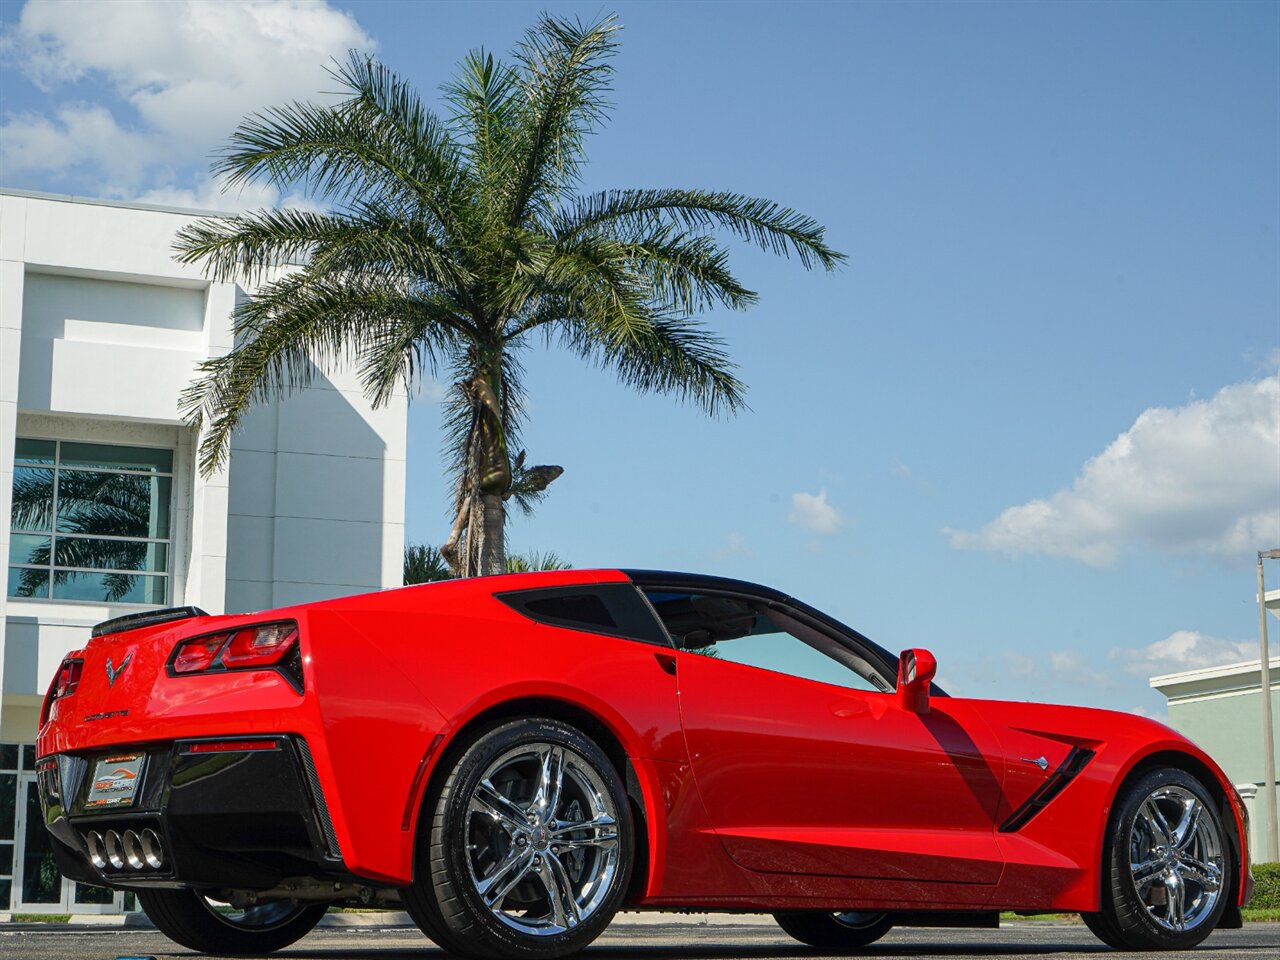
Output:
[[1082, 767, 1230, 950], [137, 889, 328, 954], [773, 910, 893, 949], [403, 718, 634, 960]]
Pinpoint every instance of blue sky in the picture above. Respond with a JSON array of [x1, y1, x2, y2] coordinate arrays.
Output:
[[2, 0, 1277, 716]]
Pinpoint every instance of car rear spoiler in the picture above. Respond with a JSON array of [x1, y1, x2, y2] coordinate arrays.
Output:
[[92, 606, 210, 638]]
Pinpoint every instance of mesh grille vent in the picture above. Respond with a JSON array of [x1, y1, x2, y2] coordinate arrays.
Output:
[[297, 739, 342, 859]]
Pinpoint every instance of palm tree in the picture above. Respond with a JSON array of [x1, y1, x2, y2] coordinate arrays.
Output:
[[403, 543, 451, 585], [503, 550, 572, 574], [403, 543, 569, 584], [175, 13, 844, 576]]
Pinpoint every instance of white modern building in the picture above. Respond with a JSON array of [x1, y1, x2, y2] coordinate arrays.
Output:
[[0, 189, 407, 914]]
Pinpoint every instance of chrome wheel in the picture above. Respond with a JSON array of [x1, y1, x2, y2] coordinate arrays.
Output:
[[198, 894, 310, 930], [833, 911, 887, 929], [464, 741, 621, 937], [136, 888, 327, 954], [774, 909, 894, 949], [1128, 784, 1224, 932]]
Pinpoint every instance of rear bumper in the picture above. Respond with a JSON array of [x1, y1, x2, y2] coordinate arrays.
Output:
[[37, 735, 346, 891]]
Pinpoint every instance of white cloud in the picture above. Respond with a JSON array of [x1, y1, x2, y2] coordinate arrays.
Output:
[[131, 173, 325, 214], [1048, 649, 1111, 688], [1, 0, 373, 198], [1003, 652, 1041, 681], [1128, 704, 1169, 721], [711, 532, 753, 562], [0, 104, 156, 183], [788, 488, 842, 535], [1111, 630, 1256, 679], [416, 379, 449, 404], [946, 375, 1280, 566], [133, 176, 278, 213]]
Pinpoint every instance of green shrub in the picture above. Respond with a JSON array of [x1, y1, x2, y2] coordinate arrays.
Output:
[[1251, 862, 1280, 909]]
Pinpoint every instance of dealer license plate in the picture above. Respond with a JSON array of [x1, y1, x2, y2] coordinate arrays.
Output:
[[86, 753, 144, 809]]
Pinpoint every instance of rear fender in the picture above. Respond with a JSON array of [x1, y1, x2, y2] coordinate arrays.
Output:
[[402, 682, 672, 898]]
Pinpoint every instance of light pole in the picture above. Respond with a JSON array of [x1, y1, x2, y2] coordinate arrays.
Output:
[[1257, 549, 1280, 863]]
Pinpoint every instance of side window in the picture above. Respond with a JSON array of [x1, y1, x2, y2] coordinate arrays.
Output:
[[497, 584, 671, 647], [642, 590, 892, 693], [523, 593, 614, 630]]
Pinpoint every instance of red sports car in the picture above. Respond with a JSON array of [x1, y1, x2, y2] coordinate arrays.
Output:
[[36, 569, 1251, 957]]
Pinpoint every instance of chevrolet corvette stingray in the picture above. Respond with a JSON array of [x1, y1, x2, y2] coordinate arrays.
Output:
[[36, 569, 1251, 957]]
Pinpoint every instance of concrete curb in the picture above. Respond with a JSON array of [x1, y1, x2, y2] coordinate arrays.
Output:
[[615, 912, 780, 927], [2, 910, 1103, 933], [319, 911, 414, 927], [0, 910, 783, 932], [318, 911, 781, 928]]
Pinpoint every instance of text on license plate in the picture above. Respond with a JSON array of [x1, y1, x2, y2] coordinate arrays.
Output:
[[86, 753, 144, 809]]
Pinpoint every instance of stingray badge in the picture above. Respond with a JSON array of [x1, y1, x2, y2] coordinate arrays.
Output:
[[105, 653, 133, 688]]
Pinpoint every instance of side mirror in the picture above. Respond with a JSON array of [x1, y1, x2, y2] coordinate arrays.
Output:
[[897, 648, 937, 714]]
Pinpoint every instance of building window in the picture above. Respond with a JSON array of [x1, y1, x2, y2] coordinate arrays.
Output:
[[8, 438, 173, 604]]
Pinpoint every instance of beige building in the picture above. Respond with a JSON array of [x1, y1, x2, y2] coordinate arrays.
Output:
[[1151, 589, 1280, 865]]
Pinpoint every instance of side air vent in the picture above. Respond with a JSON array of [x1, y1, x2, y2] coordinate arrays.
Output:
[[93, 607, 209, 638], [1000, 747, 1095, 833]]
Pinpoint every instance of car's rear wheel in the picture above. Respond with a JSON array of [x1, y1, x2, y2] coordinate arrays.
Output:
[[1082, 767, 1229, 950], [136, 888, 328, 954], [403, 718, 634, 960], [773, 910, 893, 949]]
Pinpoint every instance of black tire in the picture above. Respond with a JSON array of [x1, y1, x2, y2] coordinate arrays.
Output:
[[403, 718, 634, 960], [1082, 767, 1230, 950], [773, 910, 894, 949], [137, 888, 327, 954]]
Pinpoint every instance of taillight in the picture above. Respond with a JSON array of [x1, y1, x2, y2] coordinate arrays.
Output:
[[221, 623, 298, 668], [172, 636, 225, 674], [54, 659, 82, 698], [42, 658, 83, 724], [167, 621, 302, 691]]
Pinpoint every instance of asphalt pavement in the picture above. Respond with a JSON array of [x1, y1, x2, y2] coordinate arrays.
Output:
[[1, 919, 1277, 960]]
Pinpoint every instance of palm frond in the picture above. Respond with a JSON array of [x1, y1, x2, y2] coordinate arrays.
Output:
[[404, 543, 452, 584], [505, 449, 564, 516], [443, 48, 521, 216], [555, 309, 747, 417], [181, 274, 428, 474], [504, 229, 750, 413], [358, 293, 465, 406], [213, 52, 466, 235], [505, 13, 619, 226], [506, 550, 571, 573], [556, 188, 846, 271], [335, 52, 473, 221], [507, 232, 653, 346], [564, 226, 758, 316], [9, 467, 55, 532]]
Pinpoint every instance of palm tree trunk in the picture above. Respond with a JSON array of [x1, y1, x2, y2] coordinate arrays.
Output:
[[471, 345, 511, 576], [478, 492, 506, 575]]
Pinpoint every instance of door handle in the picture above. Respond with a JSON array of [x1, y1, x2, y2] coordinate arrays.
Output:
[[654, 652, 677, 676]]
